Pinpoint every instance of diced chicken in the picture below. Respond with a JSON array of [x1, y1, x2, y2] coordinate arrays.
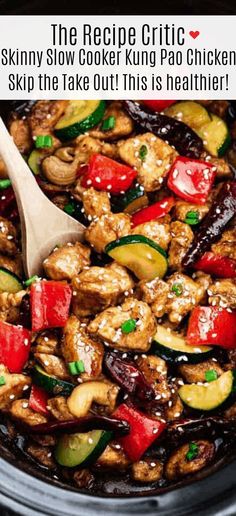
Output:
[[28, 100, 68, 151], [32, 331, 61, 356], [47, 396, 74, 421], [118, 133, 177, 192], [165, 386, 184, 421], [95, 443, 130, 471], [62, 315, 104, 380], [0, 217, 18, 256], [0, 253, 22, 277], [85, 212, 131, 254], [178, 360, 223, 384], [0, 290, 26, 324], [34, 354, 69, 380], [136, 355, 171, 404], [208, 279, 236, 309], [165, 441, 215, 481], [174, 201, 209, 223], [10, 399, 47, 426], [73, 469, 95, 489], [43, 242, 91, 280], [0, 365, 31, 410], [74, 135, 118, 162], [26, 443, 55, 468], [211, 229, 236, 260], [72, 262, 134, 317], [138, 278, 169, 319], [168, 221, 194, 271], [90, 101, 134, 141], [51, 194, 70, 211], [88, 298, 156, 352], [82, 187, 111, 219], [9, 117, 32, 154], [132, 459, 163, 483], [208, 156, 232, 180], [132, 216, 171, 251]]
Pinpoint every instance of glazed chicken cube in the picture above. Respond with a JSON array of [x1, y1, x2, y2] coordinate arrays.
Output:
[[0, 217, 18, 256], [90, 101, 134, 141], [132, 459, 163, 483], [85, 212, 131, 254], [0, 365, 31, 410], [132, 216, 171, 251], [168, 221, 194, 271], [165, 441, 215, 481], [10, 399, 47, 426], [82, 187, 111, 219], [43, 242, 91, 281], [136, 355, 171, 403], [174, 201, 209, 223], [211, 229, 236, 260], [208, 279, 236, 309]]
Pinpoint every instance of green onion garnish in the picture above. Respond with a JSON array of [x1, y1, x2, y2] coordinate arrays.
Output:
[[24, 275, 39, 287], [139, 145, 148, 162], [68, 360, 85, 375], [64, 202, 76, 215], [0, 376, 6, 386], [171, 283, 183, 297], [35, 135, 53, 149], [205, 369, 218, 382], [0, 179, 11, 190], [186, 442, 199, 461], [102, 116, 116, 131], [185, 211, 199, 225], [121, 318, 137, 334]]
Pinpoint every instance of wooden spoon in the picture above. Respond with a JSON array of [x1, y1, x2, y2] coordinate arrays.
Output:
[[0, 118, 85, 277]]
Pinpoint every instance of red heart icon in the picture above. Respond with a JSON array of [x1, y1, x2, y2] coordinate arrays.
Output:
[[189, 30, 200, 39]]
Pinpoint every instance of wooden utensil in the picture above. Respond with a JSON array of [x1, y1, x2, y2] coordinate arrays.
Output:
[[0, 118, 85, 277]]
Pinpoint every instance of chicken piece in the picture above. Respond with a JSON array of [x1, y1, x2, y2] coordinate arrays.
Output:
[[85, 212, 131, 254], [0, 290, 26, 324], [0, 217, 18, 256], [168, 221, 194, 271], [51, 194, 69, 211], [82, 187, 111, 219], [90, 101, 134, 141], [33, 331, 61, 356], [208, 279, 236, 309], [74, 135, 118, 162], [174, 201, 209, 223], [43, 242, 91, 281], [0, 158, 8, 179], [211, 229, 236, 260], [178, 360, 223, 384], [165, 440, 215, 481], [208, 156, 232, 180], [0, 365, 31, 410], [137, 278, 169, 319], [226, 349, 236, 370], [73, 469, 95, 489], [34, 354, 69, 380], [31, 434, 57, 447], [28, 100, 68, 150], [132, 216, 171, 251], [47, 397, 74, 421], [72, 262, 134, 317], [62, 315, 104, 381], [118, 133, 177, 192], [136, 355, 171, 403], [165, 387, 184, 421], [88, 298, 156, 352], [0, 253, 22, 277], [10, 399, 47, 426], [132, 459, 163, 483], [9, 117, 32, 154], [26, 443, 55, 468], [95, 443, 130, 471]]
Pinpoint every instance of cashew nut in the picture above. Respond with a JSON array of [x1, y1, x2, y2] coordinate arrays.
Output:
[[67, 381, 119, 418], [42, 154, 81, 186], [54, 146, 76, 163]]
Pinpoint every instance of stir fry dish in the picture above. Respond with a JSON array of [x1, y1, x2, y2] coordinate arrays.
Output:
[[0, 99, 235, 495]]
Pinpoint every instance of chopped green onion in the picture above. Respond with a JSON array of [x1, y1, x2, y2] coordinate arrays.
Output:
[[171, 283, 183, 297], [139, 145, 148, 162], [24, 275, 39, 287], [35, 135, 53, 149], [0, 376, 6, 386], [68, 360, 85, 375], [101, 116, 116, 131], [205, 369, 218, 382], [186, 442, 199, 461], [121, 318, 137, 334], [0, 179, 11, 190], [185, 211, 199, 225], [64, 202, 75, 215]]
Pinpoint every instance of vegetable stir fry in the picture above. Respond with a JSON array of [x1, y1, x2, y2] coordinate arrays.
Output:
[[0, 99, 235, 495]]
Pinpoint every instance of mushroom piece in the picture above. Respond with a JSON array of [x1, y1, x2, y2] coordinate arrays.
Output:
[[42, 154, 81, 186], [67, 381, 119, 418]]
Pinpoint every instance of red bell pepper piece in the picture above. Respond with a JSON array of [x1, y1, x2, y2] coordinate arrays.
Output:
[[30, 280, 72, 332], [131, 197, 174, 227], [81, 154, 137, 194], [168, 156, 216, 204], [194, 252, 236, 278], [29, 385, 49, 416], [113, 403, 166, 461], [143, 100, 176, 112], [187, 306, 236, 349], [0, 320, 31, 373]]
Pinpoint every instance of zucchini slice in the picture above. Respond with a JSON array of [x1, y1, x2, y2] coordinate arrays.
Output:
[[33, 365, 74, 396], [55, 100, 106, 141], [0, 268, 23, 294], [106, 235, 168, 280], [165, 101, 211, 130], [112, 185, 148, 214], [179, 370, 234, 411], [55, 429, 112, 467], [28, 150, 43, 175], [153, 325, 213, 364], [196, 114, 230, 157]]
